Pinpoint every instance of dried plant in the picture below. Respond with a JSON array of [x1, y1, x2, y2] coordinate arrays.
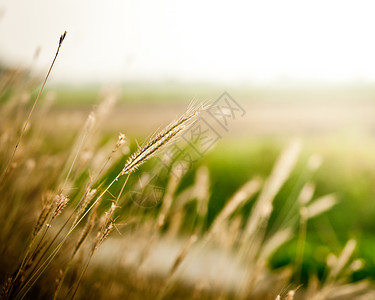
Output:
[[121, 105, 204, 175], [0, 34, 373, 300]]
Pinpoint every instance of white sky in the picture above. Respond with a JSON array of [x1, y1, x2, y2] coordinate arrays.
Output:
[[1, 0, 375, 84]]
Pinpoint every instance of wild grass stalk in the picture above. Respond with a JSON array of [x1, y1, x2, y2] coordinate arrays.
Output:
[[12, 118, 125, 299], [0, 31, 67, 187], [135, 163, 186, 270], [208, 178, 261, 240], [121, 105, 203, 175], [243, 140, 302, 245], [13, 104, 203, 299], [157, 233, 198, 300]]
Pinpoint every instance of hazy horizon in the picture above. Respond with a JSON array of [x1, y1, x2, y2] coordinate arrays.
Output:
[[1, 0, 375, 86]]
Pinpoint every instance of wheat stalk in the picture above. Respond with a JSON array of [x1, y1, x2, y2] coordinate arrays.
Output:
[[121, 104, 204, 175]]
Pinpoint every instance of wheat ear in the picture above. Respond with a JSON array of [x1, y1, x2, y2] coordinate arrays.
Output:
[[121, 104, 204, 175]]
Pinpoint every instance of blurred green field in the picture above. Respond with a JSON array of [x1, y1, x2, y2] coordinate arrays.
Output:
[[46, 84, 375, 282], [202, 137, 375, 281], [48, 82, 375, 106]]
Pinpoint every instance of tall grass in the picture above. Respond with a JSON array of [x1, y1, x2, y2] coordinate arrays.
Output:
[[0, 34, 373, 300]]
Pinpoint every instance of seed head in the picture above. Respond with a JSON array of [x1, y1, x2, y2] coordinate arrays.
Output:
[[121, 105, 204, 175]]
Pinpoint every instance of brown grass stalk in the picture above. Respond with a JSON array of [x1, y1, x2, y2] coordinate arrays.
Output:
[[0, 31, 67, 186], [121, 104, 203, 175]]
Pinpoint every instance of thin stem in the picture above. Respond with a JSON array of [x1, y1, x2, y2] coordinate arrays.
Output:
[[0, 31, 67, 187], [20, 139, 124, 298], [61, 127, 89, 193], [70, 174, 130, 300], [17, 171, 125, 300], [69, 252, 94, 300]]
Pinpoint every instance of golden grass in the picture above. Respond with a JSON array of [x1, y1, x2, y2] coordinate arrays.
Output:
[[0, 33, 373, 300]]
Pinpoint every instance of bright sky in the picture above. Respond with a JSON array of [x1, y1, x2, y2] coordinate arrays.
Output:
[[1, 0, 375, 84]]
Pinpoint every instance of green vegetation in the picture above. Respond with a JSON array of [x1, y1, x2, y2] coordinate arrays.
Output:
[[1, 67, 375, 299], [48, 81, 375, 107]]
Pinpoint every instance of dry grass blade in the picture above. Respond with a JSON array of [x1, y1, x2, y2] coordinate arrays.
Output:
[[298, 181, 315, 206], [194, 166, 211, 219], [327, 239, 357, 281], [243, 140, 301, 240], [157, 234, 198, 300], [169, 234, 198, 277], [208, 178, 261, 239], [261, 228, 293, 260], [323, 281, 370, 299], [305, 194, 337, 219], [311, 281, 371, 300], [157, 163, 186, 228]]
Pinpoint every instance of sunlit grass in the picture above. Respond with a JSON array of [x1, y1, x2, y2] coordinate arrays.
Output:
[[1, 64, 375, 299]]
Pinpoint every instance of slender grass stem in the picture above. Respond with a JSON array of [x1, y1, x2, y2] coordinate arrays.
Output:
[[0, 31, 67, 187]]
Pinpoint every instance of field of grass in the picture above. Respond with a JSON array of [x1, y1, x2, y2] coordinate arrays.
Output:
[[1, 66, 375, 299]]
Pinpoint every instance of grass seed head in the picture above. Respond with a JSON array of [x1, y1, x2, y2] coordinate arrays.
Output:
[[59, 31, 67, 46], [52, 193, 69, 219], [121, 104, 203, 175]]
